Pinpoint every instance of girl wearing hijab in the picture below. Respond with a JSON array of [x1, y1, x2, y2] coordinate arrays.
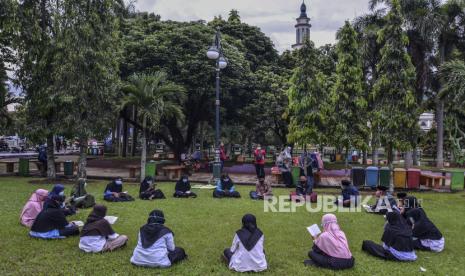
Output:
[[213, 174, 241, 198], [140, 176, 165, 200], [405, 208, 444, 252], [401, 196, 421, 216], [20, 189, 49, 228], [304, 214, 354, 270], [103, 177, 134, 202], [362, 212, 417, 261], [30, 195, 80, 239], [131, 210, 187, 268], [44, 184, 76, 216], [70, 178, 95, 209], [79, 205, 128, 253], [223, 214, 267, 272], [173, 175, 197, 198], [255, 178, 272, 199]]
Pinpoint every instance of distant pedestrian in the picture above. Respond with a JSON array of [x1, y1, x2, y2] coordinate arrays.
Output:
[[253, 144, 266, 179]]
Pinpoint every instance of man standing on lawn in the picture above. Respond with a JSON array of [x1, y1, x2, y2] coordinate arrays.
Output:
[[254, 144, 266, 179]]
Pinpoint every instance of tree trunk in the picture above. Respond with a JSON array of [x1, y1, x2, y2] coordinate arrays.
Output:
[[140, 116, 147, 181], [404, 150, 413, 169], [387, 143, 393, 165], [116, 118, 121, 156], [436, 99, 444, 168], [345, 146, 349, 171], [46, 134, 56, 179], [413, 147, 419, 166], [78, 136, 88, 179], [131, 106, 137, 157], [122, 117, 128, 158]]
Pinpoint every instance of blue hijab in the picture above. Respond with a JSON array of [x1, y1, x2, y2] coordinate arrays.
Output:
[[48, 184, 65, 199]]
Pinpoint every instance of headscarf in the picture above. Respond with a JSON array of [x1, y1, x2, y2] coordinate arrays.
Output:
[[256, 178, 272, 196], [81, 205, 115, 237], [403, 196, 421, 212], [48, 184, 65, 199], [283, 147, 292, 160], [71, 178, 87, 198], [139, 210, 172, 249], [406, 208, 442, 240], [236, 214, 263, 251], [105, 178, 123, 194], [382, 212, 414, 252], [175, 175, 190, 193], [221, 174, 234, 191], [314, 214, 352, 259], [139, 176, 154, 195], [20, 189, 49, 228]]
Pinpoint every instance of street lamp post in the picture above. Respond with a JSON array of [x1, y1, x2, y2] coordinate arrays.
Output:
[[207, 28, 227, 182]]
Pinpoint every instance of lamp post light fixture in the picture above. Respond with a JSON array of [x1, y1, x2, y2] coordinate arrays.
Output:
[[206, 28, 227, 182]]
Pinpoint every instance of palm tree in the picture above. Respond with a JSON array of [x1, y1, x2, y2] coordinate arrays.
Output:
[[120, 72, 185, 180]]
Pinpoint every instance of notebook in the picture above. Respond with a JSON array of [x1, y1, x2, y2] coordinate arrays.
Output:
[[363, 204, 374, 213], [307, 224, 321, 238], [71, 220, 84, 227], [104, 216, 118, 225]]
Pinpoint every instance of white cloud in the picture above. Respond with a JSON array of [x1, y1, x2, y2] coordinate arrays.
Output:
[[131, 0, 371, 52]]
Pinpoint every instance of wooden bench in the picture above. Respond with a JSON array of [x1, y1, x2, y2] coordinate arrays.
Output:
[[271, 170, 282, 184], [421, 173, 446, 188], [0, 160, 16, 173], [161, 165, 185, 180], [127, 165, 141, 178]]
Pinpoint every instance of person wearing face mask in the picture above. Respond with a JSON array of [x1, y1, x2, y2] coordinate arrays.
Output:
[[223, 214, 267, 272], [103, 177, 134, 202], [173, 175, 197, 198], [253, 144, 266, 179], [130, 210, 187, 268], [304, 214, 355, 270], [213, 174, 241, 198], [368, 186, 399, 214], [69, 178, 95, 209], [276, 146, 294, 187], [335, 180, 359, 207], [30, 194, 80, 239], [44, 184, 76, 216], [20, 189, 49, 228], [140, 176, 165, 200]]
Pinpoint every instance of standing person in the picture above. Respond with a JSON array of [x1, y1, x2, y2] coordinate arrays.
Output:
[[223, 214, 267, 272], [139, 176, 165, 200], [299, 151, 317, 192], [30, 195, 80, 239], [213, 174, 241, 198], [304, 214, 355, 270], [130, 210, 187, 268], [362, 212, 417, 261], [405, 208, 444, 252], [276, 147, 293, 187], [103, 177, 134, 202], [173, 175, 197, 198], [69, 178, 96, 209], [253, 144, 266, 179], [20, 189, 49, 228], [219, 142, 227, 172], [79, 205, 128, 253], [38, 145, 47, 177]]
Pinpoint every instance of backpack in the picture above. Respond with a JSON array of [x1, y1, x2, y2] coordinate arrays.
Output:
[[255, 150, 264, 162]]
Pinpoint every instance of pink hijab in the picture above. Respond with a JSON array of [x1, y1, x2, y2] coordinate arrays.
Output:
[[20, 189, 49, 228], [314, 214, 352, 259]]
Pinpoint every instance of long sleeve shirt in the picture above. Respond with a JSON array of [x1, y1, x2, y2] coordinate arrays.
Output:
[[228, 234, 267, 272], [130, 232, 175, 268]]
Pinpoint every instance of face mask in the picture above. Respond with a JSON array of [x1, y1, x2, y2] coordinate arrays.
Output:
[[257, 147, 261, 150], [59, 191, 64, 196], [115, 180, 122, 185], [182, 179, 188, 183], [147, 181, 153, 185], [84, 182, 87, 187]]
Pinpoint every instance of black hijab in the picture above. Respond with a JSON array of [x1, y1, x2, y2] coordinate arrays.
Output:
[[403, 196, 421, 213], [81, 205, 115, 237], [175, 176, 190, 192], [221, 175, 234, 191], [382, 212, 414, 252], [140, 210, 172, 249], [406, 208, 442, 240], [105, 178, 123, 193], [139, 176, 154, 195], [236, 214, 263, 251]]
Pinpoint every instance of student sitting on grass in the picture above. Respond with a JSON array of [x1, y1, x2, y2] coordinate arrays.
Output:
[[130, 210, 187, 268], [369, 186, 399, 214], [79, 205, 128, 253], [405, 208, 444, 252], [362, 212, 417, 261], [20, 189, 49, 228], [30, 195, 80, 239], [69, 178, 95, 209], [139, 176, 165, 200], [304, 214, 355, 270], [400, 196, 421, 216], [250, 178, 272, 200], [223, 214, 267, 272], [44, 184, 76, 216], [173, 175, 197, 198], [213, 174, 241, 198], [296, 176, 312, 196], [103, 177, 134, 202], [335, 180, 359, 207]]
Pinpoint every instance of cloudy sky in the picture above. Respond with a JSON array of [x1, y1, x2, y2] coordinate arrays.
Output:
[[132, 0, 371, 52]]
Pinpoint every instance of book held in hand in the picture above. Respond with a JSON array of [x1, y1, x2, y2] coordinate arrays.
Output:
[[307, 224, 321, 238], [104, 216, 118, 225]]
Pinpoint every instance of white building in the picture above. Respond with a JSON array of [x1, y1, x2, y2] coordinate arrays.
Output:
[[419, 112, 435, 131], [292, 1, 311, 50]]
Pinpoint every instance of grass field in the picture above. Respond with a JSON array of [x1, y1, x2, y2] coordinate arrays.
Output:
[[1, 177, 464, 275]]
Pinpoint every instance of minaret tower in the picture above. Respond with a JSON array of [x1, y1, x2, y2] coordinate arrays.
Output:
[[292, 1, 312, 49]]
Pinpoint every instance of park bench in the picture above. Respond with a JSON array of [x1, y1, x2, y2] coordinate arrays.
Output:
[[421, 173, 446, 189], [271, 167, 282, 184], [161, 165, 185, 180], [0, 160, 16, 173], [127, 165, 141, 178]]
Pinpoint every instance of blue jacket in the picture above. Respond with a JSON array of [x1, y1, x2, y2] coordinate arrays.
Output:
[[216, 179, 235, 193]]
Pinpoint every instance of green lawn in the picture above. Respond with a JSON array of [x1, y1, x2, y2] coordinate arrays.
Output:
[[1, 177, 464, 275]]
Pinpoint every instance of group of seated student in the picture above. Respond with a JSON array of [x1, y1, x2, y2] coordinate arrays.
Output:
[[173, 175, 197, 198], [213, 174, 241, 198], [335, 180, 359, 207], [139, 176, 165, 200], [20, 189, 49, 228], [305, 214, 355, 270], [29, 194, 80, 239], [79, 205, 128, 253], [104, 177, 135, 202], [130, 209, 187, 267]]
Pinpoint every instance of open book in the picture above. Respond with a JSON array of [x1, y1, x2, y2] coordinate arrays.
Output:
[[71, 220, 84, 227], [363, 204, 374, 213], [104, 216, 118, 225], [307, 224, 321, 238]]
